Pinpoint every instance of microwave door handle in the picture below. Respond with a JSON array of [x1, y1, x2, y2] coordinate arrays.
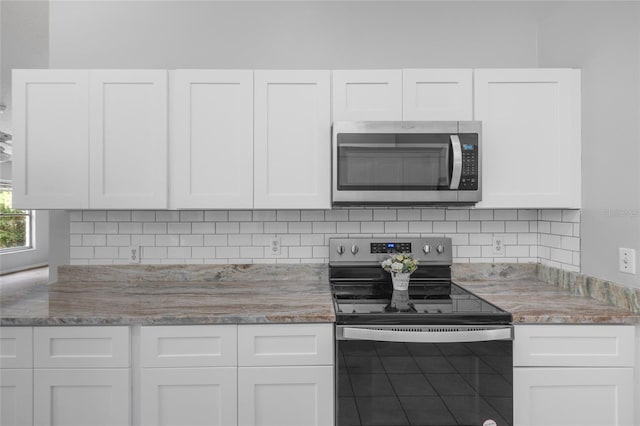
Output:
[[450, 135, 463, 189]]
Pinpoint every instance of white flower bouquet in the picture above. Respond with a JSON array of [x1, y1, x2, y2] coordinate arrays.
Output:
[[381, 253, 419, 274]]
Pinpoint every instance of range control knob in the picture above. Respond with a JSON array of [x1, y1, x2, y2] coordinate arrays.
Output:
[[336, 245, 345, 255], [436, 244, 445, 254], [351, 245, 359, 255], [423, 244, 431, 254]]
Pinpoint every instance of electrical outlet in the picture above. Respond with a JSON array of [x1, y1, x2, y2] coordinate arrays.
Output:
[[128, 246, 141, 264], [269, 238, 281, 256], [492, 236, 505, 257], [618, 248, 636, 274]]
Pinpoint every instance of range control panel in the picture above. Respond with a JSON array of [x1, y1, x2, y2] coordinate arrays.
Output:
[[329, 237, 452, 265], [370, 242, 412, 254]]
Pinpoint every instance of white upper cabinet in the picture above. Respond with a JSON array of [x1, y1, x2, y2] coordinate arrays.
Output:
[[254, 70, 331, 209], [402, 69, 473, 120], [170, 70, 253, 209], [12, 70, 90, 209], [475, 69, 581, 208], [332, 70, 402, 121], [331, 69, 472, 122], [89, 70, 168, 209]]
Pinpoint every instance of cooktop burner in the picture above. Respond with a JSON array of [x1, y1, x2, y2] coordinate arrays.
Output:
[[332, 282, 511, 325], [329, 237, 512, 326]]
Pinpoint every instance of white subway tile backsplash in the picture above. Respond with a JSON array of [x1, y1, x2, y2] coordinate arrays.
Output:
[[229, 210, 252, 222], [373, 209, 397, 221], [168, 223, 191, 234], [132, 211, 156, 222], [397, 209, 421, 221], [494, 210, 518, 220], [94, 222, 119, 234], [155, 211, 180, 222], [107, 211, 132, 222], [421, 209, 446, 221], [69, 208, 580, 270], [83, 211, 107, 222], [192, 222, 216, 234]]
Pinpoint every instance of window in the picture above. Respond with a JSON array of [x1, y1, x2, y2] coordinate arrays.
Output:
[[0, 183, 32, 252]]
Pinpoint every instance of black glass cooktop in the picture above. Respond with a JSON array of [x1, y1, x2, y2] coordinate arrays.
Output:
[[332, 282, 512, 326]]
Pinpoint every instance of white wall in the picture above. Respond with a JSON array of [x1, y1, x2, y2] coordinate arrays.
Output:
[[538, 2, 640, 289], [48, 1, 542, 69]]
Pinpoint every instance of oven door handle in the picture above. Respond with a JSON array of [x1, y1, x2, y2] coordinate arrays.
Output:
[[340, 326, 513, 343]]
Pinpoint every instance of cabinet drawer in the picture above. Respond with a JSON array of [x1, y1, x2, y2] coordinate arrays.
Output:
[[238, 324, 333, 366], [514, 325, 635, 367], [0, 327, 33, 369], [141, 325, 237, 367], [34, 326, 130, 368]]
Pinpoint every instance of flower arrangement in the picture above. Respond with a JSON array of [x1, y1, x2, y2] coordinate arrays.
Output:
[[381, 253, 419, 274]]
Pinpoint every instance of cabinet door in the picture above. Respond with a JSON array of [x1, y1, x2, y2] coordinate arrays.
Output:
[[238, 366, 334, 426], [254, 71, 331, 209], [474, 69, 581, 208], [34, 369, 130, 426], [141, 367, 237, 426], [402, 69, 473, 120], [514, 367, 634, 426], [0, 369, 33, 426], [89, 70, 167, 209], [0, 327, 33, 369], [12, 70, 89, 209], [170, 70, 253, 209], [332, 70, 402, 121]]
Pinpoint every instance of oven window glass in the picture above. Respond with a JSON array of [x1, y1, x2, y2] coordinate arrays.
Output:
[[337, 134, 451, 191], [337, 340, 513, 426]]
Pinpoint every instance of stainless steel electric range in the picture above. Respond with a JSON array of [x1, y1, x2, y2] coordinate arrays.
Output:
[[330, 237, 513, 426]]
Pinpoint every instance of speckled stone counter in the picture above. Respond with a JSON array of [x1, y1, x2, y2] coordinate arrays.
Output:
[[453, 263, 640, 324], [0, 264, 335, 326], [2, 263, 639, 326]]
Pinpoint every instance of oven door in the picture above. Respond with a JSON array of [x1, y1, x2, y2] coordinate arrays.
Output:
[[336, 325, 513, 426]]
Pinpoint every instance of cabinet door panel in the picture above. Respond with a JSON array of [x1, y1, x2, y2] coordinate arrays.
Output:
[[170, 70, 253, 209], [332, 70, 402, 121], [34, 369, 130, 426], [89, 70, 167, 209], [34, 326, 130, 368], [475, 69, 581, 208], [238, 366, 334, 426], [141, 367, 237, 426], [0, 327, 33, 369], [254, 70, 331, 209], [0, 369, 33, 426], [514, 367, 634, 426], [402, 69, 473, 120], [141, 324, 237, 368], [12, 70, 89, 209]]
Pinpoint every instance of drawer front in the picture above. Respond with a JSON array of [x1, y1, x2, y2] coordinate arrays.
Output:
[[0, 327, 33, 369], [34, 326, 130, 368], [238, 323, 334, 366], [514, 324, 635, 367], [141, 325, 237, 367]]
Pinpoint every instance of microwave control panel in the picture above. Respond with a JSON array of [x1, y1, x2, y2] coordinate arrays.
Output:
[[459, 135, 478, 190]]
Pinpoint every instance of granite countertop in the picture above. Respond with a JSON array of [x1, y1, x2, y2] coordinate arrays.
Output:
[[1, 264, 639, 326], [0, 265, 335, 326], [452, 264, 640, 324]]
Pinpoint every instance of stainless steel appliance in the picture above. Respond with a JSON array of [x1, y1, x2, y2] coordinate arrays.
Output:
[[330, 237, 512, 426], [332, 121, 481, 205]]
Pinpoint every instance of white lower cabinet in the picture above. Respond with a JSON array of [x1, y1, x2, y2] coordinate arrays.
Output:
[[238, 366, 334, 426], [0, 369, 33, 426], [34, 368, 130, 426], [514, 325, 636, 426], [140, 367, 237, 426]]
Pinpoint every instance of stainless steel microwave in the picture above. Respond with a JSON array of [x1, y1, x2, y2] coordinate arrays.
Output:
[[332, 121, 481, 205]]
